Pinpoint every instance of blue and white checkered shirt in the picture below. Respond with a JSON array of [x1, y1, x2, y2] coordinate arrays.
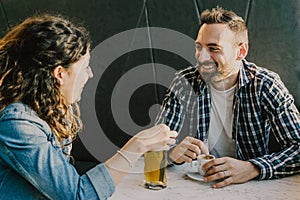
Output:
[[156, 59, 300, 180]]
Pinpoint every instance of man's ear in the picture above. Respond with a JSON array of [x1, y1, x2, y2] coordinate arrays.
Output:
[[52, 65, 64, 85], [237, 42, 249, 60]]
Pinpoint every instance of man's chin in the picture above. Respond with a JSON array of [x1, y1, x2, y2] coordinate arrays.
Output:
[[200, 72, 217, 83]]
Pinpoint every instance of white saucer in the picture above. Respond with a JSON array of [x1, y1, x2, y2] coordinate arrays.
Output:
[[186, 171, 204, 181]]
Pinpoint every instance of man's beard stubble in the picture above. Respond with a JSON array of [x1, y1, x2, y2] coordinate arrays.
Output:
[[197, 61, 218, 83]]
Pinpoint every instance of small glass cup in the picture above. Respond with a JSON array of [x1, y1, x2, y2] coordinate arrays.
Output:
[[144, 151, 167, 190]]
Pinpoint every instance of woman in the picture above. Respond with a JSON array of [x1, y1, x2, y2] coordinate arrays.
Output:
[[0, 14, 177, 199]]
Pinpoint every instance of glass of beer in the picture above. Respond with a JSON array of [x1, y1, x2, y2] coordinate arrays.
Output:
[[144, 151, 167, 190]]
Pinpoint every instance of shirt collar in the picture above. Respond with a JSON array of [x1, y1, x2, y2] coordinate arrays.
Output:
[[238, 59, 257, 89], [196, 59, 258, 95]]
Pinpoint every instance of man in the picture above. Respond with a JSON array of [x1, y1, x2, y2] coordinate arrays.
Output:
[[156, 6, 300, 188]]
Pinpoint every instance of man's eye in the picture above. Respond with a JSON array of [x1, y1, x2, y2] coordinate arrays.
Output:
[[209, 47, 220, 52], [195, 44, 202, 50]]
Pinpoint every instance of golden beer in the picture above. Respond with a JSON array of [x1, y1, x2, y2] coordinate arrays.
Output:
[[144, 151, 167, 189]]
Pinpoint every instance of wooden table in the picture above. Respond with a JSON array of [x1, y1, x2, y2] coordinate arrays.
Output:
[[109, 158, 300, 200]]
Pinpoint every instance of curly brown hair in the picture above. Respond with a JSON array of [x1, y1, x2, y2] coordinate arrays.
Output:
[[0, 14, 91, 143]]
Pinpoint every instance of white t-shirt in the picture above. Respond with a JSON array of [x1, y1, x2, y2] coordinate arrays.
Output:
[[207, 84, 237, 158]]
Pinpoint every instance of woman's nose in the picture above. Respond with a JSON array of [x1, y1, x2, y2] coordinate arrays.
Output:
[[88, 66, 93, 78]]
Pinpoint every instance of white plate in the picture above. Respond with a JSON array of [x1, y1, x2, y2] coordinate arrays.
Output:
[[186, 171, 204, 181]]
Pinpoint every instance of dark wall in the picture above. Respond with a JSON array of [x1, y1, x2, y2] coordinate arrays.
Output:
[[1, 0, 299, 163]]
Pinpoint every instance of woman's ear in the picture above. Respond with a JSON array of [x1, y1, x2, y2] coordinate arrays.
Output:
[[237, 42, 249, 60], [52, 65, 64, 85]]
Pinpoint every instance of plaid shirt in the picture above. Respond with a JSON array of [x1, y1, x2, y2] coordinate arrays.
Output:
[[156, 59, 300, 180]]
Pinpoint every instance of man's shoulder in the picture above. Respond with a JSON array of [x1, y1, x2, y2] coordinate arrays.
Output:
[[244, 61, 281, 83], [175, 65, 200, 82], [170, 66, 202, 95], [176, 65, 198, 75]]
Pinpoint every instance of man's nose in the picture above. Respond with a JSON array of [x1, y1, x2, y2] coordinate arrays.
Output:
[[196, 48, 211, 61]]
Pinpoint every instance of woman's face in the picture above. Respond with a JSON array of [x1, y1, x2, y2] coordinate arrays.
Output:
[[54, 52, 93, 104]]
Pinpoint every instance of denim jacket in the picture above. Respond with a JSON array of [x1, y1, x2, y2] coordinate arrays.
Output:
[[0, 102, 115, 200]]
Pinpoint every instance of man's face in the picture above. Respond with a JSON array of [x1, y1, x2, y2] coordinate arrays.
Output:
[[195, 23, 241, 83]]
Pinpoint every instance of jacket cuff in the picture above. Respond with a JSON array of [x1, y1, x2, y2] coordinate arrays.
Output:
[[86, 163, 115, 199]]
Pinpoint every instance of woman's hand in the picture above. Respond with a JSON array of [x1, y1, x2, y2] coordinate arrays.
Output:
[[105, 124, 177, 186], [126, 124, 178, 154]]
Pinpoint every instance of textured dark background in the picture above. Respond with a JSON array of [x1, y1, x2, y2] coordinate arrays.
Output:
[[1, 0, 299, 172]]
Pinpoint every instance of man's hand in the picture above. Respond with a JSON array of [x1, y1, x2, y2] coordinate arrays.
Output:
[[203, 157, 260, 188], [169, 136, 209, 164]]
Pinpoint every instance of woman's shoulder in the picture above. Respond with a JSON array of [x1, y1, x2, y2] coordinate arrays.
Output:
[[0, 102, 51, 135], [1, 102, 37, 119]]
